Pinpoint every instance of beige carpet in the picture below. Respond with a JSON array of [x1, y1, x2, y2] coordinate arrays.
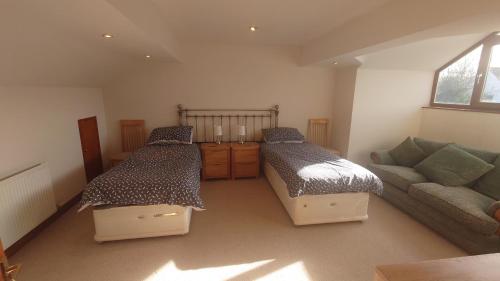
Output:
[[10, 178, 465, 281]]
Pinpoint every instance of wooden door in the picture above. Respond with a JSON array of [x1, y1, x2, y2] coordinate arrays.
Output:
[[78, 117, 103, 183]]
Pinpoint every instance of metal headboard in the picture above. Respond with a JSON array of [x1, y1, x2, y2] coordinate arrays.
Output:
[[178, 104, 279, 143]]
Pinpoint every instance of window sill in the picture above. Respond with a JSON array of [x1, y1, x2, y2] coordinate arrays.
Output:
[[422, 106, 500, 115]]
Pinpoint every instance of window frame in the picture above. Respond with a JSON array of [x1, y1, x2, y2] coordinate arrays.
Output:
[[430, 32, 500, 112]]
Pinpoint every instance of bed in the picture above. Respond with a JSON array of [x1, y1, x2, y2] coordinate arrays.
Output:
[[261, 140, 383, 225], [80, 105, 280, 242], [80, 128, 204, 242]]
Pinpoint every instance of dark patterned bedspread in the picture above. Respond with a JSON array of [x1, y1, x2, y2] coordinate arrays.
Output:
[[79, 144, 204, 210], [261, 143, 383, 197]]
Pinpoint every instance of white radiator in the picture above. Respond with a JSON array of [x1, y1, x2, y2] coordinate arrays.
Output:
[[0, 163, 57, 248]]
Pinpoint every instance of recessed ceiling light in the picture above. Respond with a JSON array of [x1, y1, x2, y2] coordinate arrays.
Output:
[[102, 33, 114, 38], [145, 55, 151, 59], [331, 60, 338, 65], [249, 25, 258, 32]]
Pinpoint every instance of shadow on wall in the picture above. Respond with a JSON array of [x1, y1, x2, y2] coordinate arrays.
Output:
[[51, 166, 87, 206]]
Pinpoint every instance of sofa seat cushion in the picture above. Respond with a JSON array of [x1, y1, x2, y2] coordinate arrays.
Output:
[[409, 183, 498, 235], [369, 164, 427, 192]]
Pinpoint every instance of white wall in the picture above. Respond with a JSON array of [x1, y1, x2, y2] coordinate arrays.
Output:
[[347, 69, 433, 165], [0, 86, 108, 205], [332, 66, 358, 157], [103, 44, 336, 153], [419, 108, 500, 152]]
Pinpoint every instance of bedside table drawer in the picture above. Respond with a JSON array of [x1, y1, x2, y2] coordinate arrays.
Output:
[[205, 150, 229, 165], [205, 164, 229, 178], [233, 150, 258, 163], [233, 163, 259, 178], [201, 143, 231, 180], [230, 142, 260, 179]]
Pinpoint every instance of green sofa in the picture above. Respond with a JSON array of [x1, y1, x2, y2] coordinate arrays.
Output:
[[369, 138, 500, 254]]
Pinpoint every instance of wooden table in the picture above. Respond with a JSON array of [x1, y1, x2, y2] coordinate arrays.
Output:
[[325, 147, 341, 157], [374, 254, 500, 281]]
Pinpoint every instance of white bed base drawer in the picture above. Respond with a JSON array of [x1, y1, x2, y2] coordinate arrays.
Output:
[[93, 204, 192, 242], [264, 161, 369, 225]]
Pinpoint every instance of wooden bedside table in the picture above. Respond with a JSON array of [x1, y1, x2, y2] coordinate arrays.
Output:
[[201, 143, 231, 180], [231, 142, 260, 179], [325, 147, 341, 157], [110, 152, 131, 167]]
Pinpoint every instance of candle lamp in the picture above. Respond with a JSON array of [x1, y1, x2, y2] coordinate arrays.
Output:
[[238, 125, 246, 144], [215, 125, 223, 144]]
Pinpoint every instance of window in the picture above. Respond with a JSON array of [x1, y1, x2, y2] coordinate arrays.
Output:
[[431, 32, 500, 111], [481, 44, 500, 103], [434, 45, 482, 105]]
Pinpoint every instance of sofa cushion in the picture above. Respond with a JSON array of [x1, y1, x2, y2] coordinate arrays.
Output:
[[368, 164, 427, 192], [475, 156, 500, 200], [414, 144, 494, 186], [409, 183, 498, 235], [370, 150, 396, 165], [414, 137, 448, 156], [389, 137, 427, 167], [458, 146, 498, 164]]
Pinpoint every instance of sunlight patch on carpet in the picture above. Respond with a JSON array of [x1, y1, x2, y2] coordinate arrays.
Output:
[[255, 261, 311, 281], [143, 259, 275, 281]]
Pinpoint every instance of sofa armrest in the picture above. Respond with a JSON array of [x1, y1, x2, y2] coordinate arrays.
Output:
[[370, 150, 396, 165], [488, 201, 500, 235]]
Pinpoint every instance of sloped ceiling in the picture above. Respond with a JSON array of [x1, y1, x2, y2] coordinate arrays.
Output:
[[357, 33, 488, 71], [0, 0, 499, 87], [301, 0, 500, 65], [0, 0, 180, 87]]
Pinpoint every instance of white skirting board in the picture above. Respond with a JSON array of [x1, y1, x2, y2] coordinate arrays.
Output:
[[264, 161, 369, 225], [93, 204, 192, 242]]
